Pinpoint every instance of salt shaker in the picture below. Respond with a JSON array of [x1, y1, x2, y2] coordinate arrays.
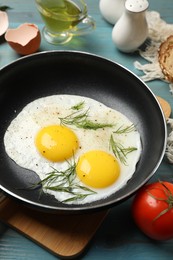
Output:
[[99, 0, 126, 25], [112, 0, 149, 52]]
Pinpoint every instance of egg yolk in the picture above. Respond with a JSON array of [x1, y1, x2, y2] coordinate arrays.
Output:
[[76, 150, 120, 188], [35, 125, 78, 162]]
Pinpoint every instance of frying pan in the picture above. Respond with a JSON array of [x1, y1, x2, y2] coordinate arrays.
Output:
[[0, 51, 167, 214]]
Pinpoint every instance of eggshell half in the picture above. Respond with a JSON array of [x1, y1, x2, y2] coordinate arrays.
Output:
[[0, 11, 9, 36], [5, 23, 41, 55]]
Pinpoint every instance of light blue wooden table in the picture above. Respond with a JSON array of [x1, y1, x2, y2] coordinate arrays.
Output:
[[1, 0, 173, 259]]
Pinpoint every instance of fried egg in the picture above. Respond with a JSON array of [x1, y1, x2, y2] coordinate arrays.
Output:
[[4, 94, 142, 204]]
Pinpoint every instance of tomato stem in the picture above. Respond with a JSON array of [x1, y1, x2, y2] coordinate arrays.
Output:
[[147, 181, 173, 222]]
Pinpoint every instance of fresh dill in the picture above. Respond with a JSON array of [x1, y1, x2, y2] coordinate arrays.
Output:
[[0, 5, 12, 11], [31, 160, 96, 203], [113, 124, 136, 134], [71, 101, 85, 110], [59, 109, 114, 130], [109, 134, 137, 165]]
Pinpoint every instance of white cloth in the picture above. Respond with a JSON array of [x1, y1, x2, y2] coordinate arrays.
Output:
[[134, 11, 173, 91]]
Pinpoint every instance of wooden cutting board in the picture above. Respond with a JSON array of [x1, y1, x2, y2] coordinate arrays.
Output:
[[0, 196, 108, 259]]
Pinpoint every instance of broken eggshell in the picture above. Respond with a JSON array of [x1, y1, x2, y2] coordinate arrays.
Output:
[[0, 11, 9, 36], [5, 23, 41, 55]]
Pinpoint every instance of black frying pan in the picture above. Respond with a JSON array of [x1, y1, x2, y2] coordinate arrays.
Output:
[[0, 51, 167, 214]]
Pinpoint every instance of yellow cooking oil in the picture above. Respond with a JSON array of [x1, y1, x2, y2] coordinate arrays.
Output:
[[38, 0, 85, 33]]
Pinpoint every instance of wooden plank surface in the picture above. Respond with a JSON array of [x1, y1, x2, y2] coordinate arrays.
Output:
[[1, 0, 173, 259]]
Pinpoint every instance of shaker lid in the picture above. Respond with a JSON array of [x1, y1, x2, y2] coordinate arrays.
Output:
[[125, 0, 149, 12]]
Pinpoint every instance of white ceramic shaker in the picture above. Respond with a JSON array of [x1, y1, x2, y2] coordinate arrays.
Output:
[[112, 0, 149, 52], [99, 0, 126, 25]]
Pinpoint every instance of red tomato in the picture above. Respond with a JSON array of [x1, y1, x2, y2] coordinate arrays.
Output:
[[132, 181, 173, 240]]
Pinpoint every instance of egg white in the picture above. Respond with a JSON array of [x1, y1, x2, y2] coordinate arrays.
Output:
[[4, 94, 142, 204]]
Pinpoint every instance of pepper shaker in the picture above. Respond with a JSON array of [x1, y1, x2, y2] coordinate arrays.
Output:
[[99, 0, 126, 25], [112, 0, 149, 52]]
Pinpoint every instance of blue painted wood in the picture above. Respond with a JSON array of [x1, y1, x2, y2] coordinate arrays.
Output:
[[1, 0, 173, 259]]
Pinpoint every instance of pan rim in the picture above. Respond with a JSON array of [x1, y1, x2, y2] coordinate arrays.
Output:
[[0, 50, 167, 213]]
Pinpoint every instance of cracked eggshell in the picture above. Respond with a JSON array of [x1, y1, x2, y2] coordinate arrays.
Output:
[[0, 11, 9, 36], [5, 23, 41, 55]]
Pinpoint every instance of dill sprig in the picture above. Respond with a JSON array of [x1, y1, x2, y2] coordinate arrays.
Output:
[[59, 109, 114, 130], [114, 124, 136, 134], [32, 161, 96, 203], [0, 5, 12, 11], [109, 134, 137, 165], [71, 101, 85, 110]]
